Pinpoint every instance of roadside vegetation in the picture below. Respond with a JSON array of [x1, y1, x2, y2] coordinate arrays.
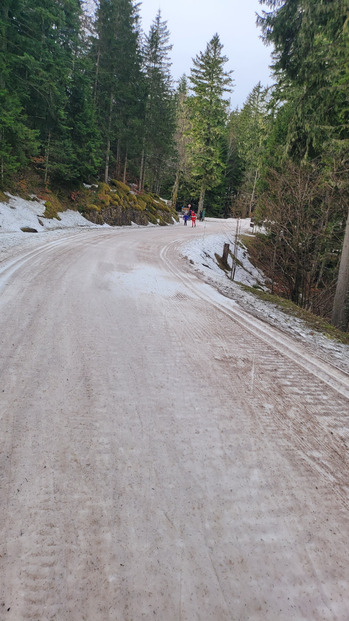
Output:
[[241, 284, 349, 347]]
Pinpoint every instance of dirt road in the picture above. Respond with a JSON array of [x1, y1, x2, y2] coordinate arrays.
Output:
[[1, 223, 348, 620]]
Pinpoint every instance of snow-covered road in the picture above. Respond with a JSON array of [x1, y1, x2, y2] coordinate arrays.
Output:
[[1, 223, 348, 620]]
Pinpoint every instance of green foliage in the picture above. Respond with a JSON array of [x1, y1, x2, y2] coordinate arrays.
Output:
[[256, 0, 349, 328], [141, 11, 176, 194], [187, 34, 233, 213], [74, 178, 176, 226], [93, 0, 145, 183], [0, 89, 39, 185], [228, 83, 271, 215], [43, 199, 62, 220], [0, 0, 86, 185], [112, 180, 130, 194], [241, 284, 349, 345], [255, 159, 347, 315], [258, 0, 349, 158]]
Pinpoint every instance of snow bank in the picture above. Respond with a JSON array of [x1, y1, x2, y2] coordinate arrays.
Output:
[[182, 229, 266, 288], [0, 194, 96, 233], [181, 221, 349, 375], [0, 193, 102, 260]]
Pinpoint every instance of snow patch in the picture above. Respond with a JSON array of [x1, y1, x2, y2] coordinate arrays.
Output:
[[0, 193, 97, 233], [181, 221, 349, 375]]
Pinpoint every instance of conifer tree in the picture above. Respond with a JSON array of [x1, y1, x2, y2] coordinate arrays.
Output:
[[0, 0, 39, 183], [142, 10, 175, 193], [171, 75, 192, 207], [229, 83, 270, 216], [93, 0, 144, 183], [1, 0, 84, 183], [258, 0, 348, 157], [258, 0, 349, 328], [63, 51, 102, 183], [188, 34, 233, 215]]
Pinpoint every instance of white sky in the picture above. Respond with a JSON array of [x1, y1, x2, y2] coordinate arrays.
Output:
[[139, 0, 274, 109]]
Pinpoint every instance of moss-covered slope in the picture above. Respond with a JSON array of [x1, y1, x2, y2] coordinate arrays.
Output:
[[77, 181, 177, 226]]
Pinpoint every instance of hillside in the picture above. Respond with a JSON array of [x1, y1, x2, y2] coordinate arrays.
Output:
[[0, 179, 178, 231]]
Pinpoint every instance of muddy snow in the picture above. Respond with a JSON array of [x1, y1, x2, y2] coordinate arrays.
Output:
[[0, 196, 349, 620]]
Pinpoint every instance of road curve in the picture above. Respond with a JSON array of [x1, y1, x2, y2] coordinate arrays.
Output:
[[0, 224, 348, 620]]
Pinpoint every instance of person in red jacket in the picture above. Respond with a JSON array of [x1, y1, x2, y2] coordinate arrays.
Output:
[[191, 210, 197, 227]]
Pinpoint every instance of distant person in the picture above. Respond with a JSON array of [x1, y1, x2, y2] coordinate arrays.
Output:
[[191, 211, 197, 227], [183, 213, 188, 225], [199, 209, 205, 221]]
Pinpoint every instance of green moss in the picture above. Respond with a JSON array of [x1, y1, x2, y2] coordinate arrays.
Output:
[[98, 182, 111, 193], [43, 199, 61, 220], [0, 190, 9, 203], [109, 196, 121, 207], [147, 213, 158, 225], [158, 203, 171, 213], [214, 249, 244, 272], [6, 174, 177, 227], [101, 194, 111, 206], [128, 194, 137, 205], [215, 252, 229, 271], [112, 179, 130, 193]]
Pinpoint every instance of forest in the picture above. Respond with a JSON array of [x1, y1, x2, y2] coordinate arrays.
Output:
[[0, 0, 348, 330]]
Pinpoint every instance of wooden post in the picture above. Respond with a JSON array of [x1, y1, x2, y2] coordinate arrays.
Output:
[[222, 243, 230, 265]]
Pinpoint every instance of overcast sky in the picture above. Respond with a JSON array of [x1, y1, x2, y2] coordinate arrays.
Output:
[[139, 0, 274, 109]]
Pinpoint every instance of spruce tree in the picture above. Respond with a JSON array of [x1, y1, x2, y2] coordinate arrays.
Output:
[[171, 75, 192, 208], [1, 0, 84, 184], [229, 83, 270, 216], [258, 0, 349, 328], [188, 34, 233, 216], [0, 0, 40, 183], [258, 0, 348, 157], [93, 0, 144, 183], [142, 10, 175, 193]]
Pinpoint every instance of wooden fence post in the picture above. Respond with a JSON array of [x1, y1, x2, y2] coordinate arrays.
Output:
[[222, 243, 230, 265]]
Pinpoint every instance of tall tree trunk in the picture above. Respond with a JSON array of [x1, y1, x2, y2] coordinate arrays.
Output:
[[104, 137, 111, 184], [115, 139, 121, 179], [332, 209, 349, 331], [93, 47, 100, 107], [155, 163, 161, 195], [1, 4, 9, 89], [104, 92, 113, 183], [198, 181, 206, 215], [171, 169, 180, 208], [249, 168, 259, 217], [123, 151, 128, 184], [44, 131, 51, 186], [270, 243, 278, 294], [0, 127, 4, 184], [139, 148, 145, 191]]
